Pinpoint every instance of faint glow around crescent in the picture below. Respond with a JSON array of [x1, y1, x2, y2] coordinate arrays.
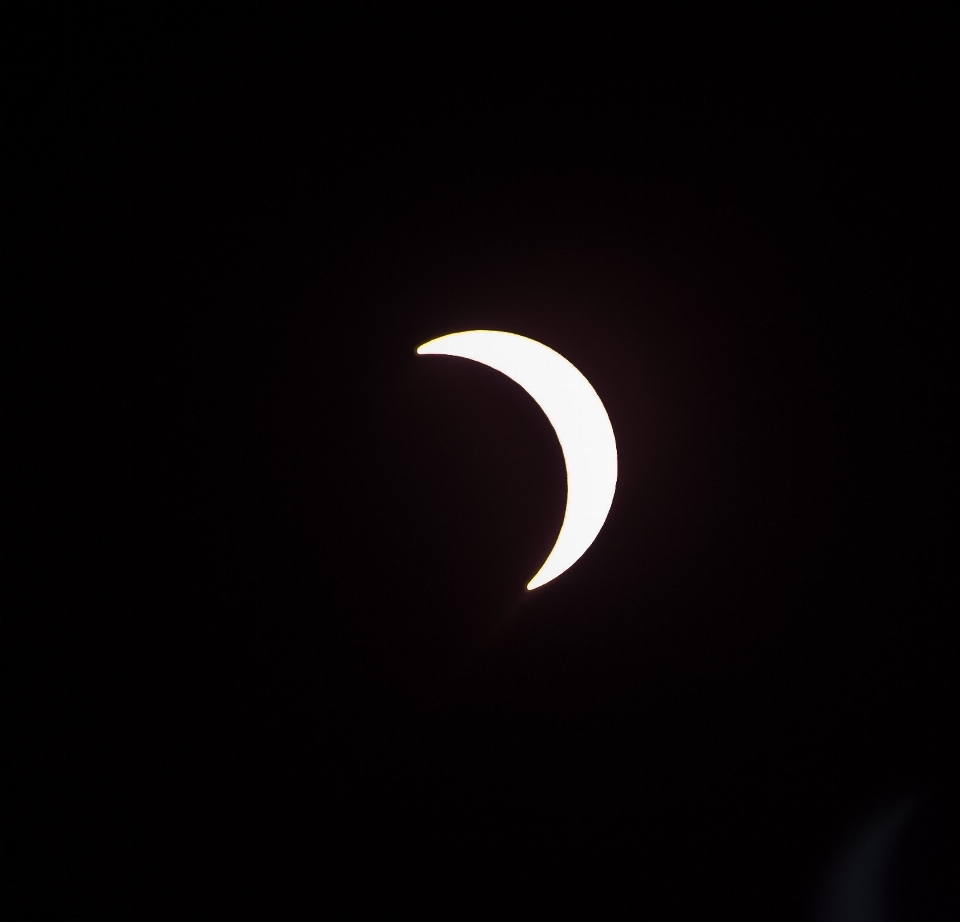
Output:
[[417, 330, 618, 590]]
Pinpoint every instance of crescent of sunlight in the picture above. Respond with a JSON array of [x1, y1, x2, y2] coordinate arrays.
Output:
[[417, 330, 618, 590]]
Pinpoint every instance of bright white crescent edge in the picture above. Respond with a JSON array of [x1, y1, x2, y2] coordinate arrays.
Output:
[[417, 330, 618, 590]]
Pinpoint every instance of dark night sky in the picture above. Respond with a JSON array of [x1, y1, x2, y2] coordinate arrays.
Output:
[[2, 24, 958, 918]]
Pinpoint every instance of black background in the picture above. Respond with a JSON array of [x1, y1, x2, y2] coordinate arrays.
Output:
[[2, 15, 958, 917]]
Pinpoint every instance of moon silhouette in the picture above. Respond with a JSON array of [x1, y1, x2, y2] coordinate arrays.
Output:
[[417, 330, 618, 590]]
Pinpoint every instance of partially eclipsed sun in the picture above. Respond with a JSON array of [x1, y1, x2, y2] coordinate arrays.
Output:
[[417, 330, 618, 590]]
